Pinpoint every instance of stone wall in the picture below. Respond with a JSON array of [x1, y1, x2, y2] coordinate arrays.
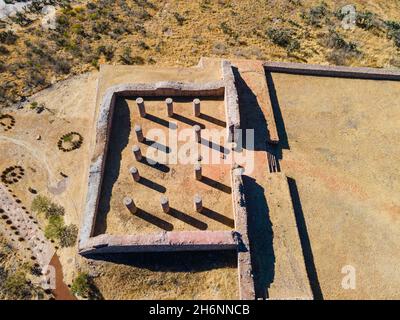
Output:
[[230, 167, 255, 300], [264, 61, 400, 80], [79, 231, 237, 255], [79, 60, 241, 253]]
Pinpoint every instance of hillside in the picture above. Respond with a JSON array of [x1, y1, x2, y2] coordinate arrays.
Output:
[[0, 0, 400, 108]]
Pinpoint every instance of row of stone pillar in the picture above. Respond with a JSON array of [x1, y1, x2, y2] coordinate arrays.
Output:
[[123, 194, 204, 214], [136, 97, 201, 118]]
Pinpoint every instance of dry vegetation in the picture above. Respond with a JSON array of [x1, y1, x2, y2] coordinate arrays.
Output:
[[0, 0, 399, 108], [1, 0, 400, 300], [0, 235, 48, 299]]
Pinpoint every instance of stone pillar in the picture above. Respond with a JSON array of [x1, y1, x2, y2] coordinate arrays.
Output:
[[134, 124, 144, 142], [136, 97, 146, 117], [132, 145, 142, 161], [166, 98, 173, 117], [160, 196, 169, 213], [193, 125, 201, 143], [194, 194, 203, 212], [193, 98, 200, 117], [194, 163, 202, 181], [123, 197, 137, 213], [129, 166, 140, 182]]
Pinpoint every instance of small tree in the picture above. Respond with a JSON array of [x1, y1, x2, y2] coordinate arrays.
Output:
[[71, 273, 91, 298], [31, 195, 51, 214], [59, 224, 78, 247]]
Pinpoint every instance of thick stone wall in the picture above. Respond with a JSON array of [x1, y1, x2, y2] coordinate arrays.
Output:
[[79, 231, 237, 255], [79, 60, 241, 253], [230, 167, 256, 300], [264, 61, 400, 80]]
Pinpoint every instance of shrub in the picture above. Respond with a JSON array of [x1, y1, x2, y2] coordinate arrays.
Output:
[[0, 31, 18, 45], [46, 203, 65, 219], [92, 21, 110, 34], [44, 215, 64, 240], [71, 273, 91, 297], [3, 271, 33, 300], [59, 224, 78, 248], [356, 11, 381, 30], [324, 30, 360, 65], [71, 24, 85, 35], [11, 11, 33, 27], [137, 41, 149, 50], [119, 47, 133, 65], [87, 2, 97, 10], [324, 30, 359, 53], [266, 28, 300, 52], [97, 45, 114, 61], [173, 12, 186, 26], [0, 62, 5, 73], [27, 72, 47, 87], [0, 45, 9, 55], [32, 195, 65, 218], [54, 59, 71, 75], [31, 195, 51, 214], [301, 2, 329, 27], [131, 55, 145, 65], [385, 21, 400, 48], [71, 273, 102, 300]]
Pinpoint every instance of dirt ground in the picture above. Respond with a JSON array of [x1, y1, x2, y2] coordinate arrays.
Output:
[[270, 72, 400, 299], [95, 96, 233, 235]]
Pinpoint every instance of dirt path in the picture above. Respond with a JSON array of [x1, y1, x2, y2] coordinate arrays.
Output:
[[49, 254, 76, 300]]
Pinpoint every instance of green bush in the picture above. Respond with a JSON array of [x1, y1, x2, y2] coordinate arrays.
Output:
[[59, 224, 78, 248], [356, 12, 380, 30], [31, 195, 65, 218], [71, 273, 102, 299], [44, 215, 64, 240], [3, 271, 33, 300], [385, 21, 400, 48], [0, 31, 18, 45], [71, 273, 91, 297], [266, 28, 300, 52], [31, 195, 51, 214], [301, 2, 329, 27], [119, 47, 133, 65], [97, 45, 115, 61], [173, 12, 186, 26], [0, 45, 9, 55], [324, 30, 359, 53]]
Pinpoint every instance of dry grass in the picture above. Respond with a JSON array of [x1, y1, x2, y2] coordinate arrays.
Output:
[[0, 0, 400, 107]]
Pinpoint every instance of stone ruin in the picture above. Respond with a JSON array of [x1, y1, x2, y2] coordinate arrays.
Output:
[[78, 60, 255, 299]]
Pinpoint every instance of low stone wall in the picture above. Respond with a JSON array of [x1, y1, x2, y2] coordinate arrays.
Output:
[[231, 167, 255, 300], [79, 231, 237, 255], [264, 61, 400, 80]]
